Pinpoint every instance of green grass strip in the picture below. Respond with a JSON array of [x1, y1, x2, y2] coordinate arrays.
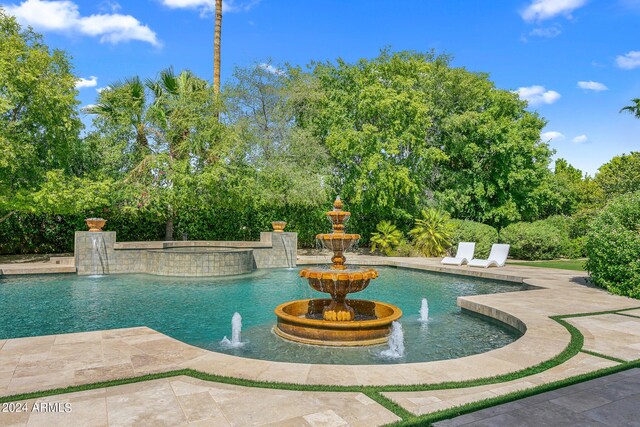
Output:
[[580, 349, 627, 364], [614, 312, 640, 319], [1, 307, 639, 425], [363, 390, 415, 422], [507, 260, 586, 272], [384, 359, 640, 426]]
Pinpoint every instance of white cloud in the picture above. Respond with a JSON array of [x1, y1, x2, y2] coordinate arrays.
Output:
[[99, 0, 121, 12], [515, 85, 561, 106], [616, 51, 640, 69], [577, 81, 608, 91], [572, 134, 588, 143], [75, 76, 97, 89], [529, 26, 562, 38], [521, 0, 587, 22], [160, 0, 259, 14], [541, 131, 565, 142], [258, 63, 284, 75], [96, 86, 111, 93], [80, 104, 97, 112], [3, 0, 160, 46]]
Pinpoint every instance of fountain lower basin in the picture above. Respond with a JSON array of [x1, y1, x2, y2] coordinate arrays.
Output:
[[274, 298, 403, 346]]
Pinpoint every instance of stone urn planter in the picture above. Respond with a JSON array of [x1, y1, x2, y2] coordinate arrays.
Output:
[[85, 218, 107, 232], [271, 221, 287, 233]]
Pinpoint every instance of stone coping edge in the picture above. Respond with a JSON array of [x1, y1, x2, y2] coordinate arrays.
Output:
[[113, 240, 273, 250]]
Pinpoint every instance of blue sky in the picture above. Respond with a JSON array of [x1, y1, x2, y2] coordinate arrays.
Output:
[[2, 0, 639, 175]]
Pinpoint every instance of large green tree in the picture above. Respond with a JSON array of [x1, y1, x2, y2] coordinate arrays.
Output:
[[0, 9, 85, 217], [0, 9, 112, 236], [594, 152, 640, 200], [223, 62, 329, 211], [531, 158, 585, 217], [294, 49, 552, 230]]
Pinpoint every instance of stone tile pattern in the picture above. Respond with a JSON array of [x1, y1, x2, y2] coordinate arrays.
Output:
[[253, 232, 297, 269], [0, 376, 400, 427], [74, 231, 297, 276], [0, 327, 208, 398], [144, 248, 255, 277], [568, 314, 640, 362], [433, 368, 640, 427]]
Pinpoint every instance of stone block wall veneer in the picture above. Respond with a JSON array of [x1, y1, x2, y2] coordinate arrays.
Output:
[[74, 231, 297, 276]]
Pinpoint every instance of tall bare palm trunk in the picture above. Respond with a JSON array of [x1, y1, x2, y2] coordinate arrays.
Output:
[[214, 0, 222, 94]]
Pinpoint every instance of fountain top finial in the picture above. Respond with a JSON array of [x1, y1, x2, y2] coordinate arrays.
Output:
[[333, 196, 343, 211]]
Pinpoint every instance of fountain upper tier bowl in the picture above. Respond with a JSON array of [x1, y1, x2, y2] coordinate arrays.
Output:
[[315, 233, 360, 251]]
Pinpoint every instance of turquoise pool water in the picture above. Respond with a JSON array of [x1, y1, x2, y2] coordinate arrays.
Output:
[[0, 267, 522, 364]]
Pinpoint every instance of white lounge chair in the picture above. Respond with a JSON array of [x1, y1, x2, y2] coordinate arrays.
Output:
[[441, 242, 475, 265], [468, 244, 510, 268]]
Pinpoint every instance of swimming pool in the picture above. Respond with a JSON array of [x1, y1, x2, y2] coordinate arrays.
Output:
[[0, 267, 522, 364]]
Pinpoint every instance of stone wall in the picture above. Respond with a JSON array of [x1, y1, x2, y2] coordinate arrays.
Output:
[[74, 231, 297, 276], [253, 232, 297, 269]]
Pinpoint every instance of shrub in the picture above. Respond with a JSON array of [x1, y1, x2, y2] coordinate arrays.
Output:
[[449, 219, 498, 258], [585, 192, 640, 298], [392, 241, 422, 257], [541, 215, 572, 237], [409, 209, 454, 257], [370, 220, 404, 256], [499, 221, 568, 260], [538, 215, 588, 258]]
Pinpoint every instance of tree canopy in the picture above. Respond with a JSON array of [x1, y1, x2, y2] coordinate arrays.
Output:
[[0, 10, 83, 214], [2, 17, 616, 250], [293, 50, 552, 229]]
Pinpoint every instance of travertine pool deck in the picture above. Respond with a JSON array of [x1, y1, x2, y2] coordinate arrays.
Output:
[[1, 256, 640, 426]]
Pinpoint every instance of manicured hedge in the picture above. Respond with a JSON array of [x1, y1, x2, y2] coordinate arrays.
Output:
[[449, 219, 498, 258], [0, 204, 329, 255], [499, 220, 568, 260], [585, 192, 640, 299]]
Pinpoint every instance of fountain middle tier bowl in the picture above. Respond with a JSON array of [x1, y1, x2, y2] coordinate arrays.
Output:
[[315, 233, 361, 251], [326, 210, 351, 225], [300, 267, 378, 295], [274, 298, 403, 346]]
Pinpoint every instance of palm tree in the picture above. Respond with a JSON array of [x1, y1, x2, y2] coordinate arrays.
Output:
[[214, 0, 222, 94], [145, 67, 210, 240], [84, 76, 150, 158], [146, 67, 208, 159], [620, 98, 640, 119]]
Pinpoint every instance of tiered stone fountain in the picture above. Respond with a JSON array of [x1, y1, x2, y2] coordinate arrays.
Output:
[[274, 197, 402, 346]]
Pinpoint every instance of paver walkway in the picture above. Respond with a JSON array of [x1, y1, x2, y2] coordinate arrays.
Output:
[[0, 256, 639, 426], [1, 376, 400, 426], [433, 368, 640, 427]]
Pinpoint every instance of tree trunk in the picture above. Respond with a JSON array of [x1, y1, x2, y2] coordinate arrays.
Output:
[[165, 216, 174, 241], [165, 204, 174, 241], [213, 0, 222, 94]]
